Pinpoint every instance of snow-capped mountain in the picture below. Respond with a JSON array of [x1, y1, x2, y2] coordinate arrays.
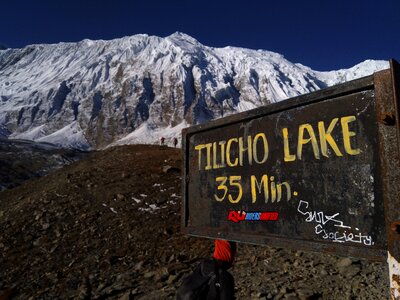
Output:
[[0, 32, 389, 150]]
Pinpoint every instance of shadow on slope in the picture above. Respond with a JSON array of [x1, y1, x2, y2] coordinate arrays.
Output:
[[0, 138, 88, 191]]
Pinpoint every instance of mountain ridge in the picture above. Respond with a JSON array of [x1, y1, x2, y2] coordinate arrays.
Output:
[[0, 32, 389, 149]]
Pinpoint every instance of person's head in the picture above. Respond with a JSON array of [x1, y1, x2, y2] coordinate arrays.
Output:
[[213, 239, 236, 266]]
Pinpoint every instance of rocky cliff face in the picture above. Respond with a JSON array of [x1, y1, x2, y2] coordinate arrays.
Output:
[[0, 32, 389, 149]]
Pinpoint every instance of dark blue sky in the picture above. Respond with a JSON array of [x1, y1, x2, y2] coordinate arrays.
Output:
[[1, 0, 399, 71]]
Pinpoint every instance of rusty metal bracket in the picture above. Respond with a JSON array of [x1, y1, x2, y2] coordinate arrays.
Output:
[[391, 59, 400, 155], [391, 221, 400, 236], [379, 113, 396, 126]]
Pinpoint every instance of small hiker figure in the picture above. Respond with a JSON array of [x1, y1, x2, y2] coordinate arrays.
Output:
[[160, 136, 165, 145], [173, 137, 178, 148], [176, 239, 236, 300]]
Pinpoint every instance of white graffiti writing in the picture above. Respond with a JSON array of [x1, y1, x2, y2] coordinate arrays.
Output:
[[297, 200, 374, 246], [297, 200, 351, 229]]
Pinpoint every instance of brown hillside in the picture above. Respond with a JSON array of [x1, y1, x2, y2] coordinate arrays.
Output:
[[0, 145, 388, 299]]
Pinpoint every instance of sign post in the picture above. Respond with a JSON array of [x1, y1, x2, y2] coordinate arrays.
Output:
[[182, 60, 400, 298], [375, 61, 400, 299]]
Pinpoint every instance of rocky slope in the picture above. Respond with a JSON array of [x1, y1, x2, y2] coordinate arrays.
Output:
[[0, 138, 87, 191], [0, 145, 388, 299], [0, 33, 389, 149]]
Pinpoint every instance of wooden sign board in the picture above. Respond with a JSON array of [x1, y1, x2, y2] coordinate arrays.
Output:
[[182, 61, 400, 266]]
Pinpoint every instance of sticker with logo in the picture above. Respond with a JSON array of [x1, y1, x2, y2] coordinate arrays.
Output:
[[228, 210, 278, 223]]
